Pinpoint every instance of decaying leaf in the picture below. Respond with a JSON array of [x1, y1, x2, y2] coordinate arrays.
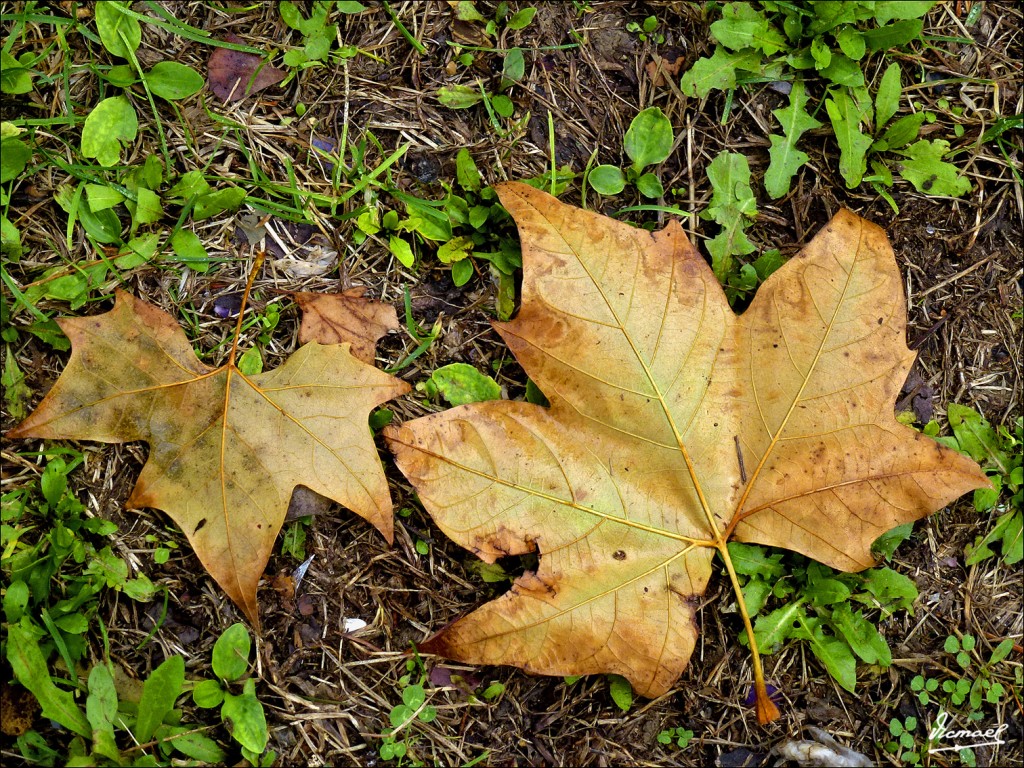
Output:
[[8, 289, 409, 626], [385, 183, 988, 716], [207, 34, 286, 103], [295, 288, 400, 364]]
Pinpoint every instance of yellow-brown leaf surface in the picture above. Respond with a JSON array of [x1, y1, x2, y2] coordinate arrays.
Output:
[[385, 183, 988, 697], [8, 291, 410, 626]]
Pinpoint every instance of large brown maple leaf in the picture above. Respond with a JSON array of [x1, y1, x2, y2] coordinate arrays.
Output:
[[8, 288, 409, 627], [386, 182, 988, 719]]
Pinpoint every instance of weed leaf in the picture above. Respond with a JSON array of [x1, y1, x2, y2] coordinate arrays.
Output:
[[765, 79, 822, 199]]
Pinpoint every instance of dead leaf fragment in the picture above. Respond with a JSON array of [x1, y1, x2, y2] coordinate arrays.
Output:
[[8, 291, 409, 627], [385, 183, 989, 699], [208, 34, 286, 103], [295, 288, 400, 365], [645, 54, 684, 86]]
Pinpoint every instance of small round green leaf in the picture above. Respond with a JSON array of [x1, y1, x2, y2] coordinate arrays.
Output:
[[95, 1, 141, 59], [212, 622, 251, 683], [81, 96, 138, 167], [624, 107, 674, 171], [147, 61, 205, 101], [192, 679, 225, 709], [588, 165, 626, 195], [635, 172, 665, 199], [491, 94, 514, 117]]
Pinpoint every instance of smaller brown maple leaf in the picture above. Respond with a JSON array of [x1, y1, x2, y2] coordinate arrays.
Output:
[[8, 278, 409, 627]]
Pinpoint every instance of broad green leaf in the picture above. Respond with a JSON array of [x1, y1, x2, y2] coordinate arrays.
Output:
[[7, 620, 91, 738], [451, 258, 473, 286], [130, 187, 164, 226], [1, 354, 32, 424], [635, 172, 664, 199], [1, 50, 34, 94], [836, 26, 866, 60], [507, 7, 536, 30], [752, 600, 806, 651], [86, 663, 120, 762], [710, 2, 785, 55], [95, 1, 141, 58], [147, 61, 205, 101], [797, 617, 858, 691], [455, 148, 482, 192], [741, 576, 773, 615], [607, 674, 633, 711], [437, 84, 484, 109], [116, 232, 161, 269], [166, 170, 210, 202], [455, 1, 486, 22], [81, 96, 138, 167], [193, 187, 247, 220], [821, 54, 865, 87], [702, 151, 757, 279], [764, 79, 822, 198], [946, 404, 1004, 468], [825, 90, 873, 187], [418, 362, 501, 406], [492, 94, 514, 117], [871, 521, 914, 560], [680, 47, 760, 98], [831, 603, 893, 665], [192, 679, 225, 708], [85, 184, 125, 212], [965, 510, 1022, 566], [222, 678, 268, 754], [1, 137, 30, 183], [502, 47, 525, 82], [806, 1, 863, 35], [727, 542, 786, 579], [588, 165, 626, 195], [136, 656, 185, 742], [878, 112, 925, 150], [389, 235, 415, 267], [874, 1, 936, 25], [436, 235, 474, 263], [157, 725, 227, 762], [810, 37, 832, 70], [212, 623, 251, 683], [863, 19, 925, 50], [78, 192, 123, 244], [804, 575, 852, 606], [3, 579, 29, 622], [1, 214, 22, 259], [896, 140, 971, 197], [875, 62, 902, 130], [857, 567, 918, 614], [169, 229, 209, 271]]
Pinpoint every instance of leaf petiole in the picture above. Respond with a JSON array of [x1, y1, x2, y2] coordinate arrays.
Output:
[[228, 249, 268, 367], [718, 541, 780, 723]]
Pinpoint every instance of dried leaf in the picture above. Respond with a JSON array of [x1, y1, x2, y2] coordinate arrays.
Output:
[[295, 288, 400, 365], [386, 183, 988, 701], [207, 34, 286, 103], [8, 291, 409, 626]]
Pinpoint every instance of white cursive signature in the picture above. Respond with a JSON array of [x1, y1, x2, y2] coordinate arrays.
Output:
[[928, 709, 1009, 753]]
